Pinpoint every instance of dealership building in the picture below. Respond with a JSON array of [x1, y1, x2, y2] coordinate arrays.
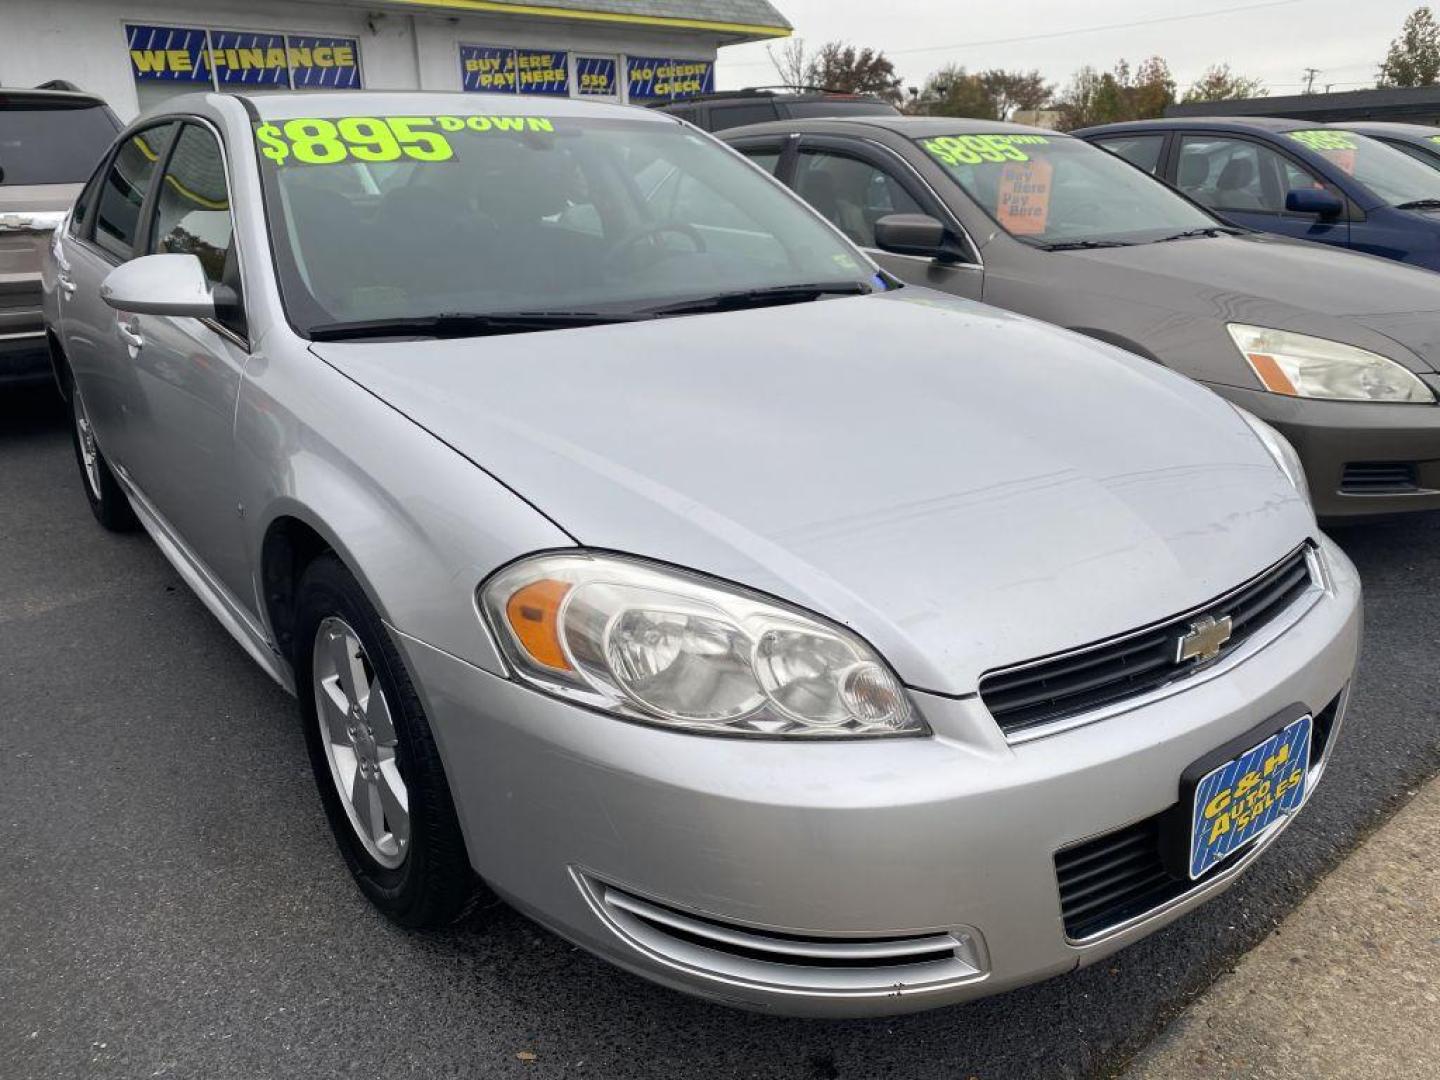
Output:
[[0, 0, 791, 120]]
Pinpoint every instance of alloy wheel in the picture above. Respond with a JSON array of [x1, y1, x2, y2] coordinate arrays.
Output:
[[312, 616, 410, 868]]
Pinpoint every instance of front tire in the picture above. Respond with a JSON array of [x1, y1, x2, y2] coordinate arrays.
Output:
[[294, 554, 478, 927], [70, 387, 137, 532]]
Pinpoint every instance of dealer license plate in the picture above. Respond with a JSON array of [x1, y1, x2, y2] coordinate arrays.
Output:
[[1189, 715, 1312, 879]]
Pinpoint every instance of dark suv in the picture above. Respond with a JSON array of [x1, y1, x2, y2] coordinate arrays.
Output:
[[1, 85, 120, 388], [651, 89, 898, 132]]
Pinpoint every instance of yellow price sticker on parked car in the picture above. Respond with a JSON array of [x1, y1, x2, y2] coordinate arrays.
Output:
[[920, 133, 1051, 167], [253, 114, 557, 166], [1287, 130, 1359, 152]]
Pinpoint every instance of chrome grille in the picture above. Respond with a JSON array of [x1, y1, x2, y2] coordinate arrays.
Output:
[[980, 546, 1315, 736]]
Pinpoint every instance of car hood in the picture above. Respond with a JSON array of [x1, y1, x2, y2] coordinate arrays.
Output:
[[312, 291, 1312, 695], [1057, 232, 1440, 372]]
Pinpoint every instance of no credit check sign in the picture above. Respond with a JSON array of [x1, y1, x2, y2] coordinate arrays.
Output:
[[253, 115, 556, 165]]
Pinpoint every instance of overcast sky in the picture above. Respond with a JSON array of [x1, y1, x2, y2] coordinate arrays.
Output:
[[715, 0, 1425, 100]]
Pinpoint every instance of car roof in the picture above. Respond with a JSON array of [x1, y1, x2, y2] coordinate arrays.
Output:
[[717, 114, 1070, 140], [0, 86, 111, 110], [1073, 116, 1316, 137], [654, 88, 892, 106], [1338, 121, 1440, 137], [202, 89, 674, 124]]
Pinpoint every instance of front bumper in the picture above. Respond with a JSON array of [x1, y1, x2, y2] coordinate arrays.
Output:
[[400, 535, 1361, 1017], [1205, 382, 1440, 520]]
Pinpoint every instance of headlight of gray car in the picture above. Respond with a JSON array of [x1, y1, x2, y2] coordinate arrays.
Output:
[[1227, 324, 1435, 403], [480, 553, 924, 737], [1234, 407, 1311, 508]]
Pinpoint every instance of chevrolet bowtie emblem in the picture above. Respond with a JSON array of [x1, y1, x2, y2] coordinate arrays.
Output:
[[1177, 614, 1233, 664]]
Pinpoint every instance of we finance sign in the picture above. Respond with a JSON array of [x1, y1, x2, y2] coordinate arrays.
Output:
[[126, 24, 362, 88]]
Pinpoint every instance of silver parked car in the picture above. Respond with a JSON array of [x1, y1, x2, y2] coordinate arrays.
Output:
[[44, 91, 1360, 1017]]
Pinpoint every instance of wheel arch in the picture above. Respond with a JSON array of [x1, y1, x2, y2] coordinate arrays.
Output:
[[46, 327, 73, 401]]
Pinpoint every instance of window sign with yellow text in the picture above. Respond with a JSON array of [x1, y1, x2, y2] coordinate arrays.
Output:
[[126, 24, 363, 90]]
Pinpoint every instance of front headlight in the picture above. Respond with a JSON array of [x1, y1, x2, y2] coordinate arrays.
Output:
[[1227, 324, 1434, 403], [1234, 407, 1311, 508], [480, 552, 924, 737]]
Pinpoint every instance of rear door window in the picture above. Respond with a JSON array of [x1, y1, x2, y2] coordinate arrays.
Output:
[[94, 122, 176, 260], [1093, 134, 1166, 175], [0, 103, 119, 186], [707, 102, 779, 131]]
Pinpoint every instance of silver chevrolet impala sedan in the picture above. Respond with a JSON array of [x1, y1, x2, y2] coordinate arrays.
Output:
[[42, 91, 1360, 1017]]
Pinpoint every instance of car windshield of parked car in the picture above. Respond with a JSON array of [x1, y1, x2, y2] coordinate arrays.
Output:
[[253, 110, 879, 335], [916, 132, 1219, 248], [1285, 129, 1440, 207], [0, 103, 117, 185]]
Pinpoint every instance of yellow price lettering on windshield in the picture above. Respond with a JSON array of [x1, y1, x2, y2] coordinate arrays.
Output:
[[921, 133, 1050, 167], [254, 114, 556, 165], [1287, 130, 1358, 152]]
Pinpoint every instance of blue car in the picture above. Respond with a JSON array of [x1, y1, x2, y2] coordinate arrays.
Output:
[[1075, 117, 1440, 272]]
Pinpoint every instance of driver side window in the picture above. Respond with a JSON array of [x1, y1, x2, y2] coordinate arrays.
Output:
[[792, 150, 923, 248], [150, 123, 245, 337]]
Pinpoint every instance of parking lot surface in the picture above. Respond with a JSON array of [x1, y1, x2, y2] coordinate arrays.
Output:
[[3, 384, 1438, 1080]]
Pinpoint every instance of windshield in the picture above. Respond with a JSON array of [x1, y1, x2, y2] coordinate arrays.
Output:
[[0, 104, 118, 185], [252, 110, 879, 333], [1286, 129, 1440, 206], [916, 132, 1218, 247]]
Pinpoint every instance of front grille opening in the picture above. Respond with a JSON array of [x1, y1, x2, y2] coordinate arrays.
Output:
[[1341, 462, 1420, 495], [583, 878, 987, 994], [1055, 689, 1345, 941], [981, 546, 1315, 736]]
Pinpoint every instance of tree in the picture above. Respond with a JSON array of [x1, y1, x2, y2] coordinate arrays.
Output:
[[980, 69, 1053, 118], [913, 65, 1051, 119], [767, 37, 809, 91], [807, 41, 903, 103], [1183, 64, 1266, 102], [914, 64, 999, 118], [1378, 6, 1440, 86], [1054, 57, 1174, 130]]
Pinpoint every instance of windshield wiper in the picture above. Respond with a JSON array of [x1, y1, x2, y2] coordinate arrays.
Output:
[[306, 311, 645, 341], [1394, 198, 1440, 211], [1152, 227, 1236, 242], [639, 282, 872, 317], [1035, 239, 1136, 251]]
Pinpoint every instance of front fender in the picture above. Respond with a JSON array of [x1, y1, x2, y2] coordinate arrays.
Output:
[[236, 346, 574, 676]]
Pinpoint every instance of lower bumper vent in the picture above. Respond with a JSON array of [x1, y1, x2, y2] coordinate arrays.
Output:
[[1055, 688, 1346, 942], [581, 877, 988, 996], [1341, 462, 1420, 494]]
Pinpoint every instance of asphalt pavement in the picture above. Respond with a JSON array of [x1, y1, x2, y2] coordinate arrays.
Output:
[[3, 382, 1439, 1080]]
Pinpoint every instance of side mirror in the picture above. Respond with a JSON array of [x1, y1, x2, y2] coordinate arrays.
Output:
[[100, 253, 216, 319], [1285, 189, 1344, 219], [874, 213, 948, 258]]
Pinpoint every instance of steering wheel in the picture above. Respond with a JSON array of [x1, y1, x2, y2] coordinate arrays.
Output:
[[606, 223, 707, 268]]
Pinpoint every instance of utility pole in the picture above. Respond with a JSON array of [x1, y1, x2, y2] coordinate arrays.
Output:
[[1302, 67, 1319, 94]]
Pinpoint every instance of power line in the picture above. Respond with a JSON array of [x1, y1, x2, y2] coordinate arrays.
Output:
[[722, 0, 1307, 68]]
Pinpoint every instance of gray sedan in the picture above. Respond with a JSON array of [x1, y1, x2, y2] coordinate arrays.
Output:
[[719, 116, 1440, 518], [43, 91, 1359, 1016]]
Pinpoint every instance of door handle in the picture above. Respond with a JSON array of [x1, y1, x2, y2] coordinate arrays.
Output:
[[58, 273, 76, 297], [118, 317, 144, 355]]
